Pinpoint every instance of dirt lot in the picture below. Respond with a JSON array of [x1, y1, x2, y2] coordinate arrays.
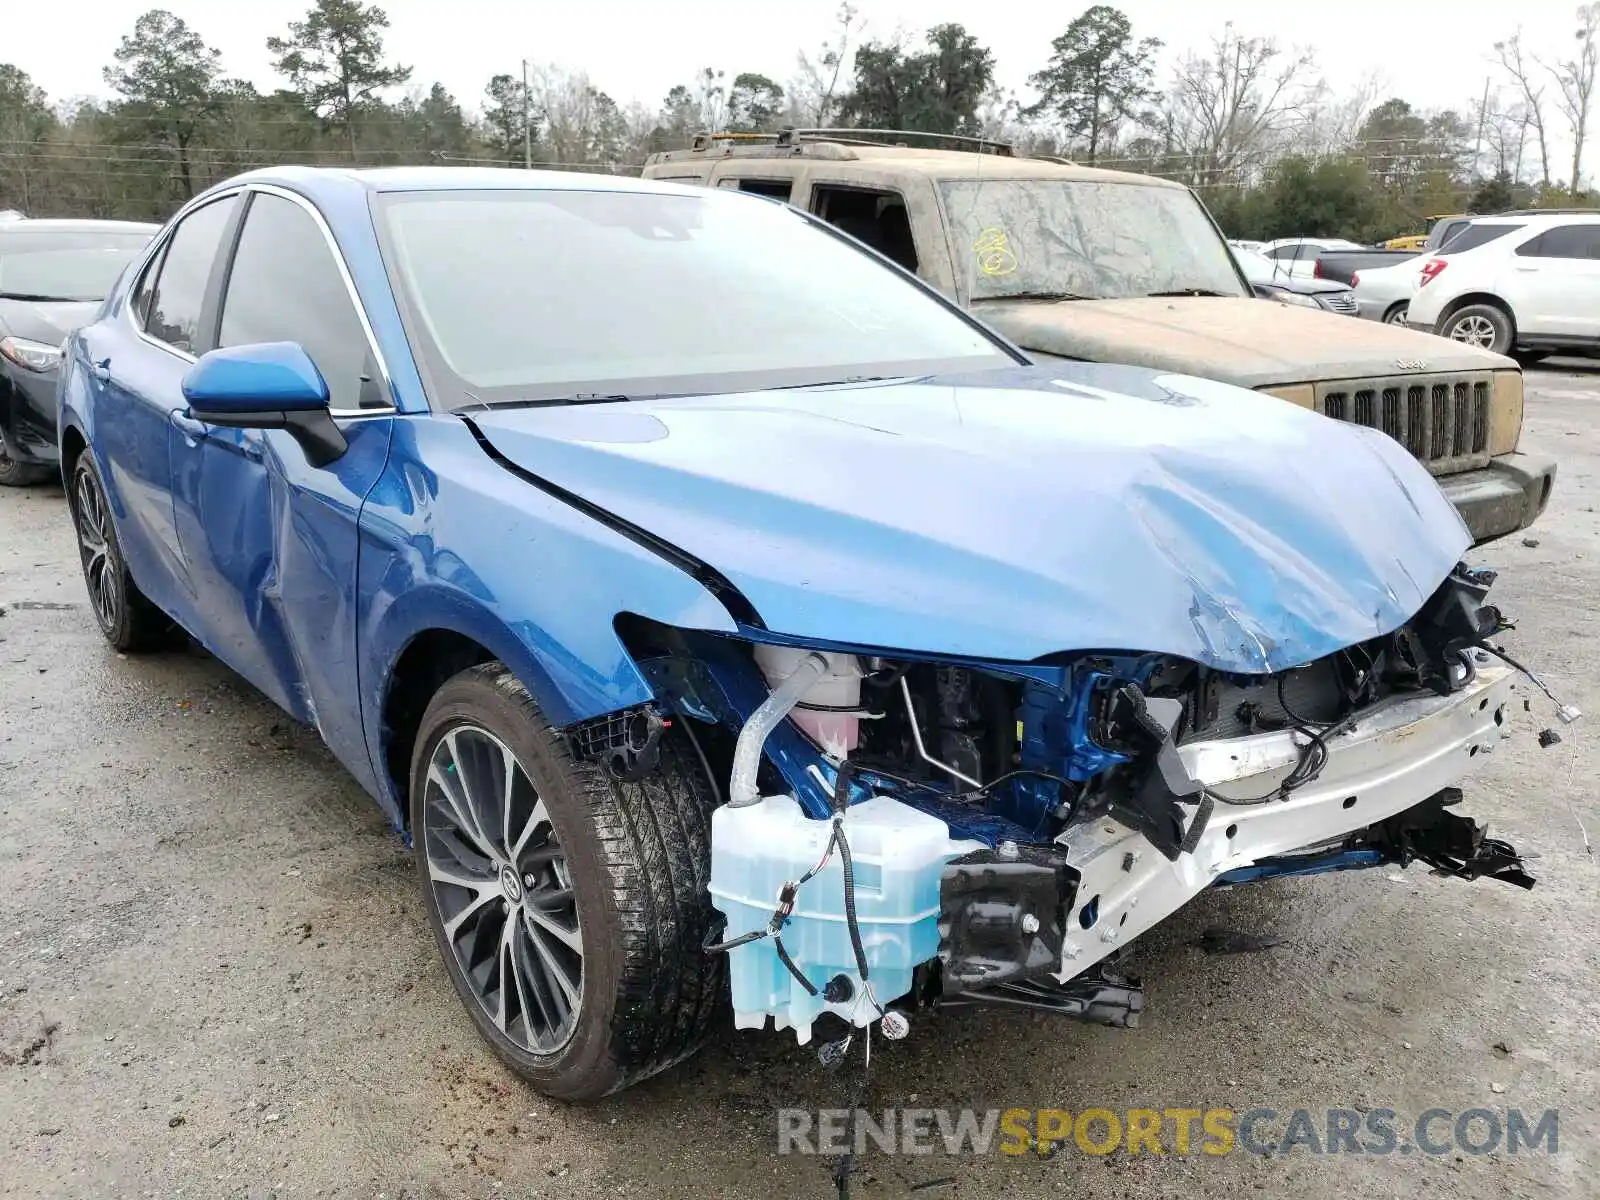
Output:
[[2, 368, 1597, 1200]]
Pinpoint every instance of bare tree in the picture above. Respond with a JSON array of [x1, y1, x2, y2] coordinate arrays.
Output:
[[1293, 71, 1384, 157], [528, 64, 627, 166], [1163, 23, 1318, 186], [1542, 3, 1600, 195], [1494, 30, 1553, 185], [1475, 88, 1533, 182], [790, 2, 862, 126]]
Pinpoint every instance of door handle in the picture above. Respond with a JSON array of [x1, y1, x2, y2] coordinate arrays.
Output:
[[92, 357, 112, 381], [1514, 265, 1539, 272]]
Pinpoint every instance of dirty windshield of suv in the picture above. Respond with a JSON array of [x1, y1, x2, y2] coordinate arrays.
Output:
[[939, 179, 1247, 302]]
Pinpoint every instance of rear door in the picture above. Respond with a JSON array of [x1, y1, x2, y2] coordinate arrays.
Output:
[[1505, 223, 1600, 339], [166, 186, 394, 783], [79, 192, 241, 621]]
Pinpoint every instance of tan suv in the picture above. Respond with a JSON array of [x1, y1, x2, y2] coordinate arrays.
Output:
[[643, 130, 1555, 545]]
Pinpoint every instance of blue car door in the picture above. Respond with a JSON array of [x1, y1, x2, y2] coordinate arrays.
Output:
[[79, 193, 242, 622], [167, 186, 395, 791]]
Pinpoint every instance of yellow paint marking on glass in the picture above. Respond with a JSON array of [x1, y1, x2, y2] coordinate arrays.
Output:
[[972, 227, 1018, 276]]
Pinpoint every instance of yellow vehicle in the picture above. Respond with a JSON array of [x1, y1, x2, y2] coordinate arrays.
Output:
[[1383, 213, 1472, 251]]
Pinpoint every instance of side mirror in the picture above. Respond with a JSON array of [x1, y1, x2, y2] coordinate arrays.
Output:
[[181, 342, 346, 466]]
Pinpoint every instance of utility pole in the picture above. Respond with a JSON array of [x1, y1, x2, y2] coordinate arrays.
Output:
[[522, 58, 532, 170], [1472, 75, 1491, 182]]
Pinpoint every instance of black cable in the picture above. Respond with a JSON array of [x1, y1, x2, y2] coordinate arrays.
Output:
[[773, 934, 819, 996], [833, 815, 871, 985], [677, 715, 721, 807]]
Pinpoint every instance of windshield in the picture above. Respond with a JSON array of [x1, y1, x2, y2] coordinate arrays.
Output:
[[937, 178, 1247, 302], [1232, 247, 1287, 285], [375, 188, 1016, 408], [0, 229, 154, 301]]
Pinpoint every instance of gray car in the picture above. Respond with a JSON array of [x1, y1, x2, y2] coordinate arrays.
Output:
[[0, 218, 158, 485]]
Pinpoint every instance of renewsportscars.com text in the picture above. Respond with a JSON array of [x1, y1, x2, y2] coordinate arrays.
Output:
[[776, 1106, 1560, 1158]]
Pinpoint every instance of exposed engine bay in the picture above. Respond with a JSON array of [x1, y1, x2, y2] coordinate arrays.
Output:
[[582, 564, 1558, 1046]]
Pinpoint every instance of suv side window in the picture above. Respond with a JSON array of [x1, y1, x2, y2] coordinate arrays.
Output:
[[218, 192, 375, 411], [718, 177, 794, 201], [145, 195, 239, 354], [1516, 224, 1600, 259], [811, 185, 919, 272]]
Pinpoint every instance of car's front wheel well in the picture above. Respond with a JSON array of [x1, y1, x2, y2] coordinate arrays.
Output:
[[382, 629, 495, 821], [1438, 292, 1516, 333], [59, 425, 87, 484]]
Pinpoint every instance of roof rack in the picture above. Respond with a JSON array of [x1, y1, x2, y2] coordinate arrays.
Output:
[[688, 126, 1014, 156], [1495, 207, 1600, 216]]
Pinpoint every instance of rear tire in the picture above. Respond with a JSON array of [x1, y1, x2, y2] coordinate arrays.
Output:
[[68, 454, 172, 652], [1382, 303, 1409, 325], [410, 664, 724, 1101], [1441, 303, 1513, 355]]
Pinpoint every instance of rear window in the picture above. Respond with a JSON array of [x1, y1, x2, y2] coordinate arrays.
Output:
[[1439, 223, 1523, 254], [0, 228, 155, 301]]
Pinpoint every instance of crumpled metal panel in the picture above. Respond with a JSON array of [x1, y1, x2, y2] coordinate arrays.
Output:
[[472, 362, 1472, 674]]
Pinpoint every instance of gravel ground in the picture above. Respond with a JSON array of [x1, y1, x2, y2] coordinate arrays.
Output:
[[1, 368, 1597, 1200]]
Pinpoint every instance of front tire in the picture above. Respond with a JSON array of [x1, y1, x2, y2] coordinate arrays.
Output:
[[68, 454, 171, 652], [1442, 303, 1513, 354], [410, 665, 723, 1100]]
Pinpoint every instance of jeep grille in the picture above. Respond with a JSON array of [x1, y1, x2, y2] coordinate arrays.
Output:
[[1315, 373, 1493, 475]]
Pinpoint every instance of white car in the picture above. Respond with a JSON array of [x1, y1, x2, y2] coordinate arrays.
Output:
[[1405, 213, 1600, 358], [1351, 258, 1422, 324], [1258, 237, 1367, 279]]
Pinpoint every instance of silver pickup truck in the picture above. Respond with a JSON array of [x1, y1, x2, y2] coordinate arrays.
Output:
[[644, 130, 1556, 544]]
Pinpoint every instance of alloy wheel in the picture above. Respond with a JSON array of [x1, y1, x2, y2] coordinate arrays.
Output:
[[1448, 314, 1497, 348], [71, 464, 122, 635], [422, 724, 583, 1054]]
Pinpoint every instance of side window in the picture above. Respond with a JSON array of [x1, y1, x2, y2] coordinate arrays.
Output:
[[131, 240, 168, 327], [218, 192, 375, 411], [721, 177, 794, 201], [810, 185, 919, 272], [145, 196, 239, 354], [1439, 223, 1523, 255], [1516, 224, 1600, 259]]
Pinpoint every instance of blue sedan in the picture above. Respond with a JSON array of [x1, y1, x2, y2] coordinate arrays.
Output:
[[60, 166, 1511, 1100]]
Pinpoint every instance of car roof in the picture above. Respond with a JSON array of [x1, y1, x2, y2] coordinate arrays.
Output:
[[1470, 211, 1600, 226], [221, 164, 712, 198], [646, 141, 1186, 188]]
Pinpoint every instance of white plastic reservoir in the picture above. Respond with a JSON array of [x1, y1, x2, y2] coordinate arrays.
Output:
[[709, 793, 983, 1043]]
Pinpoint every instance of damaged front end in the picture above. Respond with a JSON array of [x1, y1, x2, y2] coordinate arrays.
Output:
[[595, 564, 1544, 1045]]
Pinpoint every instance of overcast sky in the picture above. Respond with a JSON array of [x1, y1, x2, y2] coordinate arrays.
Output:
[[20, 0, 1589, 124]]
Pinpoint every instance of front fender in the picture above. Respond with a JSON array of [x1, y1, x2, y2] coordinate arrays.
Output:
[[356, 415, 740, 820]]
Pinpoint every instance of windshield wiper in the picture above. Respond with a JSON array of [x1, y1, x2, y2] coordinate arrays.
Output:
[[0, 291, 85, 302], [466, 392, 688, 412], [1143, 288, 1235, 298], [980, 290, 1091, 302]]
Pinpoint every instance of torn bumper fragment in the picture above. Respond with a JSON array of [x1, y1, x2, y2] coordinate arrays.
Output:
[[1047, 661, 1521, 987]]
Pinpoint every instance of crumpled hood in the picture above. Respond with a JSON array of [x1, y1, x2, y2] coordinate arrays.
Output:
[[472, 362, 1471, 673], [976, 296, 1513, 387]]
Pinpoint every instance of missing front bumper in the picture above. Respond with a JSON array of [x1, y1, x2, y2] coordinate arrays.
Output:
[[932, 662, 1531, 1012]]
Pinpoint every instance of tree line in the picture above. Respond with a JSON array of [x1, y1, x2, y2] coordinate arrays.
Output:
[[3, 0, 1599, 243]]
